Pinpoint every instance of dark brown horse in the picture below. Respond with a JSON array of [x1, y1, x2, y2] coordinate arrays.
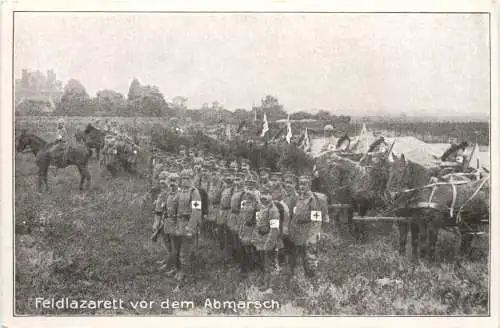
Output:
[[75, 129, 86, 143], [315, 151, 391, 241], [16, 130, 92, 192], [385, 154, 434, 259], [386, 154, 489, 260], [83, 124, 106, 161]]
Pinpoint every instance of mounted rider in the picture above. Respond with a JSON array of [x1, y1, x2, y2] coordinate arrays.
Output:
[[51, 118, 72, 165]]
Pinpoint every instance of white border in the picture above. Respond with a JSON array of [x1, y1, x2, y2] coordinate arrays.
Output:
[[1, 1, 498, 327]]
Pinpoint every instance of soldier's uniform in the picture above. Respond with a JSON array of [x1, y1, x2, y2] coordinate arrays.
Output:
[[270, 172, 287, 201], [175, 169, 203, 281], [241, 158, 252, 175], [229, 161, 239, 173], [238, 176, 261, 275], [259, 167, 271, 186], [207, 164, 225, 240], [151, 159, 167, 203], [283, 173, 299, 211], [252, 183, 284, 290], [51, 118, 71, 165], [217, 170, 234, 253], [152, 172, 180, 275], [287, 176, 329, 280], [226, 172, 246, 261]]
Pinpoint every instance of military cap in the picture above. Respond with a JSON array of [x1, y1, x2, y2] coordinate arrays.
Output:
[[260, 167, 271, 176], [168, 172, 180, 180], [298, 175, 312, 182], [260, 183, 273, 194], [284, 174, 297, 184], [244, 174, 257, 184], [235, 172, 246, 180], [158, 171, 170, 182], [193, 157, 204, 164], [270, 172, 282, 181], [180, 169, 194, 178]]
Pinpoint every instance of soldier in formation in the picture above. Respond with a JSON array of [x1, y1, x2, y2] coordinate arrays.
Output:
[[150, 145, 331, 289]]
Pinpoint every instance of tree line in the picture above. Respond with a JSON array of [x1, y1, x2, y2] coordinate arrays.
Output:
[[15, 70, 489, 145]]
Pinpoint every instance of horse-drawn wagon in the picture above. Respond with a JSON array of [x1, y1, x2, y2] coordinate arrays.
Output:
[[313, 140, 490, 260]]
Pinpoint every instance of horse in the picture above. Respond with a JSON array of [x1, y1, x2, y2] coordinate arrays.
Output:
[[75, 129, 86, 143], [103, 141, 141, 178], [385, 154, 435, 259], [385, 153, 489, 260], [16, 130, 92, 192], [315, 150, 391, 241], [83, 124, 106, 161]]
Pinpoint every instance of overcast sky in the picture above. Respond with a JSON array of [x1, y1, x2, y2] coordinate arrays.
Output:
[[14, 12, 490, 116]]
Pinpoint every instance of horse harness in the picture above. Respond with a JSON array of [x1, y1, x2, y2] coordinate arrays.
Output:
[[404, 178, 488, 223]]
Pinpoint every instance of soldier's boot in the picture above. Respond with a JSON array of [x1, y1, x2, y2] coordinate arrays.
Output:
[[255, 251, 266, 290], [260, 251, 274, 293], [178, 236, 195, 283], [304, 244, 320, 290], [239, 245, 250, 278], [233, 233, 242, 262], [287, 245, 299, 281], [216, 224, 225, 251], [223, 229, 233, 264], [167, 236, 181, 277]]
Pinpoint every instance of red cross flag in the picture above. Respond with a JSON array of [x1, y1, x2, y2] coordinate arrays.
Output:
[[310, 210, 322, 222]]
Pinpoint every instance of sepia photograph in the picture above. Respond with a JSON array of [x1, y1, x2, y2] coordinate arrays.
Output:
[[2, 1, 498, 325]]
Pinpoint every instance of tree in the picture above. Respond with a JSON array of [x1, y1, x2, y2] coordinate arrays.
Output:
[[259, 95, 287, 121], [57, 79, 90, 115], [127, 83, 168, 116], [96, 89, 127, 115], [171, 96, 188, 110], [127, 78, 142, 101]]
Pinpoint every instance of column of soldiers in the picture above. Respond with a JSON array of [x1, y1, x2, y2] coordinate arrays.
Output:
[[151, 145, 330, 290]]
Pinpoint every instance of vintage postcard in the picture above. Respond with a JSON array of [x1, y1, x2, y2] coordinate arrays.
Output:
[[1, 0, 498, 327]]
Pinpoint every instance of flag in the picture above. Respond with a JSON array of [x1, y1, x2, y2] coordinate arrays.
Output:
[[225, 124, 232, 141], [286, 115, 292, 144], [301, 128, 311, 152], [466, 143, 480, 170], [260, 113, 269, 137], [351, 123, 368, 153]]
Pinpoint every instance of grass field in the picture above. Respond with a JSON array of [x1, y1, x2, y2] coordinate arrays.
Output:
[[13, 118, 489, 316]]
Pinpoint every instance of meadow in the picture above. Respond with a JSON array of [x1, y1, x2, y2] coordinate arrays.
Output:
[[13, 116, 489, 316]]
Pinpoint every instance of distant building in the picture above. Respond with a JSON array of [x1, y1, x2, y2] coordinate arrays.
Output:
[[15, 69, 63, 114]]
